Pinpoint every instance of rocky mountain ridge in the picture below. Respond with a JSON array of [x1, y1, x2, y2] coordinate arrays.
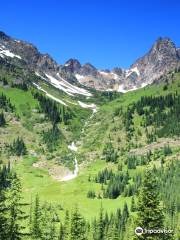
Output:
[[0, 31, 179, 94]]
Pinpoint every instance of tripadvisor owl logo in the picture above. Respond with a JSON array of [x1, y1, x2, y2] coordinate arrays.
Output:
[[135, 227, 144, 236], [135, 226, 173, 236]]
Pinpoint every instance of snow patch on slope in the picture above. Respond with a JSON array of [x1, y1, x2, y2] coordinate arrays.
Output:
[[118, 85, 128, 93], [0, 46, 22, 59], [78, 101, 97, 113], [35, 72, 48, 81], [118, 82, 148, 93], [141, 82, 148, 88], [105, 88, 114, 92], [118, 85, 137, 93], [99, 71, 109, 76], [75, 74, 84, 83], [35, 71, 92, 97], [45, 73, 92, 97], [32, 83, 67, 106]]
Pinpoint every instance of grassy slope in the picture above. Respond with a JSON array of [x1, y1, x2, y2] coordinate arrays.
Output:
[[15, 156, 132, 220], [79, 73, 180, 157], [0, 73, 180, 220], [0, 86, 132, 219], [0, 87, 38, 114]]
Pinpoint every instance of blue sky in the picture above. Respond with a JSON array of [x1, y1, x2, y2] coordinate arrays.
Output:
[[0, 0, 180, 69]]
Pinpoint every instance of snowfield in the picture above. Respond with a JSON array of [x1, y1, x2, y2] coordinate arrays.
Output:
[[35, 71, 92, 97], [32, 83, 67, 106], [118, 85, 138, 93], [0, 46, 22, 59], [33, 82, 97, 112], [75, 74, 85, 83], [118, 82, 148, 93], [78, 101, 97, 113], [118, 85, 128, 93], [45, 73, 92, 97], [99, 71, 109, 76], [141, 82, 148, 88], [35, 72, 48, 81]]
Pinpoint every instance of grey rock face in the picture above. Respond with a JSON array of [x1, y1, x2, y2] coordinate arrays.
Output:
[[129, 37, 180, 86], [70, 37, 180, 91], [177, 48, 180, 59], [0, 31, 60, 75], [0, 31, 179, 92], [80, 63, 98, 76]]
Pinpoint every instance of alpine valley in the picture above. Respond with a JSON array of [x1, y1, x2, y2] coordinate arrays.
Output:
[[0, 31, 180, 240]]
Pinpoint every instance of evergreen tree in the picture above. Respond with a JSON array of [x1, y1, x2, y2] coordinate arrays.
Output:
[[0, 164, 11, 239], [8, 173, 28, 240], [131, 197, 136, 212], [87, 190, 96, 199], [32, 195, 41, 239], [39, 202, 58, 240], [9, 137, 27, 156], [106, 222, 119, 240], [42, 124, 62, 151], [0, 111, 6, 126], [58, 223, 64, 240], [70, 206, 86, 240], [64, 210, 70, 240], [92, 218, 98, 240], [121, 202, 129, 233], [103, 142, 118, 163], [0, 93, 15, 112], [48, 220, 57, 240], [134, 168, 166, 240], [97, 204, 105, 240], [0, 188, 9, 239]]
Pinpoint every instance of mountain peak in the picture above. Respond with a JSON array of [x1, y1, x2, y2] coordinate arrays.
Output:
[[152, 37, 176, 52], [0, 31, 179, 93], [64, 58, 81, 73], [156, 36, 172, 42], [65, 58, 81, 66]]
